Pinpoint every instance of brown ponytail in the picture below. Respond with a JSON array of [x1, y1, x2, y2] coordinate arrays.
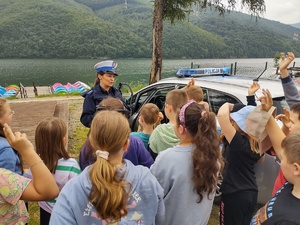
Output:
[[179, 103, 224, 203], [89, 110, 131, 221]]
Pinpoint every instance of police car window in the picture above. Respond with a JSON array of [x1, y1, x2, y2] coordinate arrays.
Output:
[[273, 97, 288, 115], [208, 90, 240, 114], [150, 89, 171, 111], [129, 89, 154, 113], [202, 89, 208, 102]]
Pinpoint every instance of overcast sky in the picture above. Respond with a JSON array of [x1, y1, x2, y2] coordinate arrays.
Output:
[[261, 0, 299, 24]]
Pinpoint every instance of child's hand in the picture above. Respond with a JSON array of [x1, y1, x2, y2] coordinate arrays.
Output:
[[186, 78, 195, 88], [257, 89, 273, 112], [248, 81, 260, 96], [279, 52, 295, 71], [199, 101, 210, 112], [158, 112, 164, 122], [3, 123, 34, 155], [275, 108, 291, 128]]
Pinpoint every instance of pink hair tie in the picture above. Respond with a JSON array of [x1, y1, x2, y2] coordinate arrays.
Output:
[[201, 111, 206, 117], [179, 100, 196, 126], [95, 150, 109, 160]]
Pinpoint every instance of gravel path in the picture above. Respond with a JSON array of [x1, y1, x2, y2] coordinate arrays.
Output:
[[8, 96, 84, 150]]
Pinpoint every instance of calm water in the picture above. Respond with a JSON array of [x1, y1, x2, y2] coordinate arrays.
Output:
[[1, 58, 298, 87]]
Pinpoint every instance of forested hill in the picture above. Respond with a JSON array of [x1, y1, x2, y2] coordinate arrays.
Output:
[[0, 0, 299, 59], [292, 23, 300, 29]]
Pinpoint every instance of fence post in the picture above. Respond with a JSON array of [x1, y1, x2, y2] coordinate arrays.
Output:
[[191, 62, 193, 69], [230, 63, 233, 75], [234, 62, 237, 75]]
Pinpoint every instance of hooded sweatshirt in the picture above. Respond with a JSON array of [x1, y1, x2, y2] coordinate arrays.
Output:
[[50, 159, 165, 225], [149, 123, 179, 154], [0, 137, 22, 175]]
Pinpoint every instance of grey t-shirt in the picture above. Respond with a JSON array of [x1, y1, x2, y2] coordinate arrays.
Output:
[[150, 144, 215, 225]]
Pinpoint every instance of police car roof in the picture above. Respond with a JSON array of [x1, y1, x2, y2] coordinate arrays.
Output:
[[143, 75, 295, 105]]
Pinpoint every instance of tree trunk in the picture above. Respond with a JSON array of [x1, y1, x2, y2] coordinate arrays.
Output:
[[149, 0, 163, 84]]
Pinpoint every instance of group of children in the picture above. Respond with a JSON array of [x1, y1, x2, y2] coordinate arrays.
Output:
[[1, 53, 300, 225]]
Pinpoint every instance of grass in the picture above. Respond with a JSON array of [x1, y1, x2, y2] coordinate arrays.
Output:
[[36, 92, 82, 98], [28, 202, 40, 225]]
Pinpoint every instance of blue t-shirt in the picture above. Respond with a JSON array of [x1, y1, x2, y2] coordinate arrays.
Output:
[[0, 137, 22, 175], [130, 132, 151, 149]]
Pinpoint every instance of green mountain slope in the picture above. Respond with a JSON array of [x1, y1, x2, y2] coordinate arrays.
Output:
[[0, 0, 299, 59], [291, 23, 300, 29], [189, 10, 300, 57]]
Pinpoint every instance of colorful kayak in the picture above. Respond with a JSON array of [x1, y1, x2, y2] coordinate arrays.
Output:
[[52, 81, 91, 94], [0, 84, 19, 98]]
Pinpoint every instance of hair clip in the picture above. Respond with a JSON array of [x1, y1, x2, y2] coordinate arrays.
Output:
[[179, 100, 196, 125]]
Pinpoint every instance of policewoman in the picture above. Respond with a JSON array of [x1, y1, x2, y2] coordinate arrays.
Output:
[[80, 60, 127, 127]]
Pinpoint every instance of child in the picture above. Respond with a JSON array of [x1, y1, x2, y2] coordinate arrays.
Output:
[[250, 131, 300, 224], [149, 89, 188, 159], [79, 97, 154, 169], [31, 118, 81, 225], [0, 98, 23, 175], [217, 103, 262, 225], [279, 52, 299, 106], [1, 123, 59, 225], [150, 100, 223, 225], [50, 111, 165, 224], [185, 85, 210, 111], [271, 52, 299, 195], [131, 103, 160, 148], [259, 88, 300, 195]]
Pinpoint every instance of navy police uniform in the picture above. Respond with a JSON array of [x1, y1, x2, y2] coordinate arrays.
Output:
[[80, 83, 124, 127]]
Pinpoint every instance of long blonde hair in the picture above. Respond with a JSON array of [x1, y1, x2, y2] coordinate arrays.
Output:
[[89, 110, 131, 222]]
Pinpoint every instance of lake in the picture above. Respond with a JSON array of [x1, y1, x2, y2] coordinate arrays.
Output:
[[1, 58, 298, 87]]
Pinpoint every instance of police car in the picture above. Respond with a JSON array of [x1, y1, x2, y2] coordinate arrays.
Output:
[[123, 71, 295, 204]]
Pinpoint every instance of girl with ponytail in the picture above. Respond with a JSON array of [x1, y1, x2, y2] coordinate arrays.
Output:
[[151, 100, 224, 225], [50, 110, 165, 224]]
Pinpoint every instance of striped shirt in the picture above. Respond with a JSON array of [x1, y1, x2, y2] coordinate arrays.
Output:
[[28, 158, 81, 213]]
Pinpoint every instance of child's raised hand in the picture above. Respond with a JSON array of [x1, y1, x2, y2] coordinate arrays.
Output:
[[3, 123, 34, 155], [186, 78, 195, 88], [158, 112, 164, 122], [275, 108, 291, 128], [248, 81, 260, 96], [257, 89, 273, 112], [279, 52, 295, 71]]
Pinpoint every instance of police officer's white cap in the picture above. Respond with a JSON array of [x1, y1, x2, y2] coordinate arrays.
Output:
[[94, 60, 118, 76]]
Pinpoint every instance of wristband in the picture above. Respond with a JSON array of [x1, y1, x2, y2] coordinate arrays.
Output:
[[29, 160, 44, 169]]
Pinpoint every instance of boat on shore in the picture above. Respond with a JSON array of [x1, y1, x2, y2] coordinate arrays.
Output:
[[0, 81, 91, 98]]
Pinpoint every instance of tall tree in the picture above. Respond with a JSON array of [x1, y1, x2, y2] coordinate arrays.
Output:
[[149, 0, 266, 84]]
